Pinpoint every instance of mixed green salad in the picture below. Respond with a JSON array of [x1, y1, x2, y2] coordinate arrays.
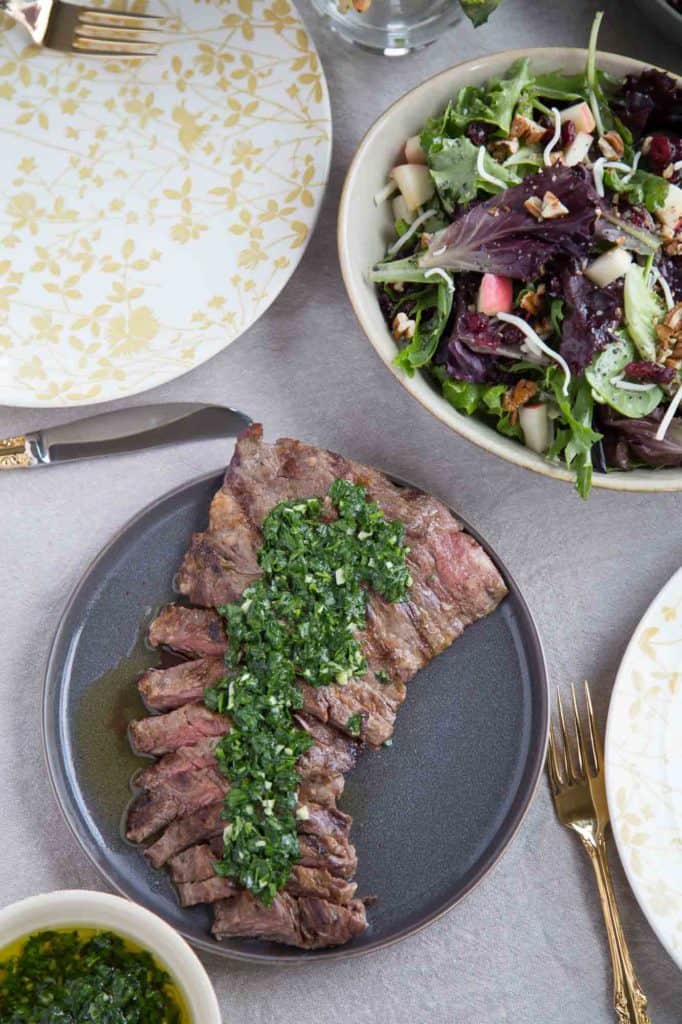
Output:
[[371, 13, 682, 496]]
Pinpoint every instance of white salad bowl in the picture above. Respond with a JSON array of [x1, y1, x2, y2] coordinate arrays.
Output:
[[0, 890, 222, 1023], [338, 49, 682, 493]]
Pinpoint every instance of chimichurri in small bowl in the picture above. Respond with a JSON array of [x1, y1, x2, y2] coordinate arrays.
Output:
[[0, 891, 221, 1024]]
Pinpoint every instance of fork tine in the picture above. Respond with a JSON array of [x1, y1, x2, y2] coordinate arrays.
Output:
[[77, 7, 163, 26], [74, 23, 161, 42], [571, 682, 589, 778], [71, 37, 159, 55], [556, 689, 576, 781], [584, 680, 603, 773], [547, 725, 563, 792]]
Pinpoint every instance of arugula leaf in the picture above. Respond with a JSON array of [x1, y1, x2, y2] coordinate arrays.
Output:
[[545, 367, 602, 498], [603, 168, 670, 214], [550, 298, 565, 335], [623, 264, 665, 361], [439, 59, 533, 137], [459, 0, 504, 27], [427, 136, 519, 211], [394, 280, 454, 372], [442, 379, 484, 415], [585, 333, 663, 417], [441, 378, 522, 438], [529, 71, 585, 103]]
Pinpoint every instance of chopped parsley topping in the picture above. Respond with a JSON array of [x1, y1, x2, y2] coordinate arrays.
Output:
[[0, 930, 184, 1022], [346, 713, 363, 737], [204, 479, 411, 905]]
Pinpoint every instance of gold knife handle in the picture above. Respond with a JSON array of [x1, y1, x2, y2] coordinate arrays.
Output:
[[0, 435, 35, 469], [582, 834, 651, 1024]]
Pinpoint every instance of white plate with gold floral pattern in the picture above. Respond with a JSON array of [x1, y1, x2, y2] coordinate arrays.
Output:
[[606, 568, 682, 969], [0, 0, 330, 406]]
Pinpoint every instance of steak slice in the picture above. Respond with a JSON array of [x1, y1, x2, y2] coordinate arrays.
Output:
[[173, 856, 357, 908], [168, 843, 218, 884], [298, 774, 344, 807], [145, 802, 225, 868], [138, 657, 226, 712], [211, 892, 367, 949], [287, 866, 357, 905], [148, 605, 227, 658], [129, 705, 230, 757], [177, 876, 237, 907], [295, 715, 359, 777], [134, 737, 221, 790], [126, 767, 229, 843], [298, 832, 357, 879], [299, 673, 406, 747]]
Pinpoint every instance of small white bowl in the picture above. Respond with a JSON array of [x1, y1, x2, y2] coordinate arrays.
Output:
[[0, 890, 222, 1023], [338, 48, 682, 493]]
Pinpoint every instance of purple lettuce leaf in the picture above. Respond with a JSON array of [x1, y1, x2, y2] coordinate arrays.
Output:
[[559, 267, 624, 371], [612, 68, 682, 139], [444, 292, 523, 383], [598, 405, 682, 469], [421, 166, 600, 280], [659, 253, 682, 303]]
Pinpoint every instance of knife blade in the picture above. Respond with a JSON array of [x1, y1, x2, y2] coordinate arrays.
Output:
[[0, 403, 251, 469]]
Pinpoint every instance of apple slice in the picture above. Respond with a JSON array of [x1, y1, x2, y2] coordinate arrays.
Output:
[[519, 403, 552, 454], [390, 164, 435, 212], [655, 182, 682, 232], [585, 247, 632, 287], [562, 131, 594, 167], [392, 193, 416, 225], [476, 273, 513, 315], [405, 134, 427, 165], [559, 101, 596, 135]]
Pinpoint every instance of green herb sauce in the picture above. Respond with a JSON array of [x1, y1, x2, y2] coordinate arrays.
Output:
[[0, 929, 186, 1023], [204, 479, 411, 905]]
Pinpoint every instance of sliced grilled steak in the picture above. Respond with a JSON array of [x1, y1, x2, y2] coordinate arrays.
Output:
[[177, 876, 236, 907], [129, 705, 230, 757], [138, 657, 226, 712], [145, 802, 225, 868], [295, 715, 359, 777], [299, 673, 406, 747], [212, 892, 303, 946], [298, 896, 367, 949], [126, 767, 229, 843], [148, 605, 227, 658], [298, 774, 344, 807], [298, 832, 357, 879], [134, 737, 221, 790], [211, 892, 367, 948], [297, 803, 352, 842], [168, 843, 217, 884], [287, 866, 357, 905]]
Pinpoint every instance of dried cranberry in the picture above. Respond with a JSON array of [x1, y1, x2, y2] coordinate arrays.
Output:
[[647, 134, 675, 175], [624, 361, 675, 386], [560, 120, 577, 148], [466, 121, 493, 146]]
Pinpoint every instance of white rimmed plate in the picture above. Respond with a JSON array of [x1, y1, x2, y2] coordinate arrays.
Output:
[[0, 0, 331, 406], [606, 568, 682, 968]]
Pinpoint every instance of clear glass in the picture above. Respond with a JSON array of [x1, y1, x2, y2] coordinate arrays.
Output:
[[310, 0, 462, 56]]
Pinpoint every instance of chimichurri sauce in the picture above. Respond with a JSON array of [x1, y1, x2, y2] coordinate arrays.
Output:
[[0, 929, 185, 1023], [205, 479, 412, 905]]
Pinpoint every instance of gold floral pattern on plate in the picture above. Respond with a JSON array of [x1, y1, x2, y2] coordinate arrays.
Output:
[[605, 568, 682, 968], [0, 0, 331, 406]]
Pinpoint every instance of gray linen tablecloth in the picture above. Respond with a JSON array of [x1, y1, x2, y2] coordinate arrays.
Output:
[[2, 0, 682, 1019]]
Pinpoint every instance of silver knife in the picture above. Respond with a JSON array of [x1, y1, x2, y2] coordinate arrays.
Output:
[[0, 403, 251, 469]]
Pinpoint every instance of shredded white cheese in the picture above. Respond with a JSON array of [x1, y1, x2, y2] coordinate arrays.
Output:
[[588, 91, 604, 137], [424, 267, 454, 291], [543, 107, 562, 168], [387, 207, 437, 256], [656, 382, 682, 441], [476, 145, 508, 190], [610, 376, 658, 392], [592, 157, 607, 197], [650, 265, 675, 311], [673, 160, 682, 172], [496, 312, 572, 395], [373, 180, 398, 206], [622, 150, 642, 183]]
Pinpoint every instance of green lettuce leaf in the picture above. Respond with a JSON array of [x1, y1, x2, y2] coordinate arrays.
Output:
[[585, 333, 663, 417], [545, 368, 602, 498], [603, 169, 670, 215], [434, 58, 533, 138], [394, 279, 454, 372], [459, 0, 504, 26], [623, 264, 665, 362], [427, 136, 520, 211]]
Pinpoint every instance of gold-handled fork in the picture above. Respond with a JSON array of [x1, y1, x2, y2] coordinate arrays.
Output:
[[548, 683, 651, 1024], [0, 0, 163, 57]]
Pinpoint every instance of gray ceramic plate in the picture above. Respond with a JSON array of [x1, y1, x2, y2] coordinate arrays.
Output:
[[43, 468, 548, 963]]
